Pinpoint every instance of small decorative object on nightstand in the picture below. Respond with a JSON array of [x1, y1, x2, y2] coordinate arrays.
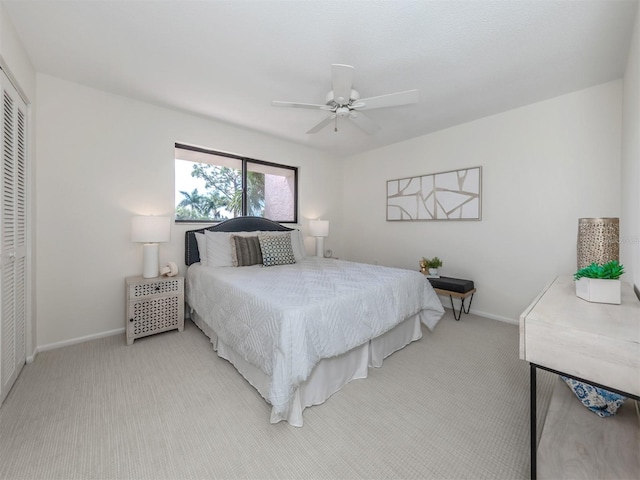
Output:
[[125, 275, 184, 345], [419, 257, 428, 274]]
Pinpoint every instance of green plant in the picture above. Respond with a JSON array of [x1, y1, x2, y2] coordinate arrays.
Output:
[[426, 257, 443, 269], [574, 261, 624, 280]]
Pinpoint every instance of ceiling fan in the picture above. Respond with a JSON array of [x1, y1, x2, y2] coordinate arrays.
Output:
[[271, 64, 419, 135]]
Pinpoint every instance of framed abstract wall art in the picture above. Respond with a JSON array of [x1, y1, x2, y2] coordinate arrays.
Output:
[[387, 166, 482, 221]]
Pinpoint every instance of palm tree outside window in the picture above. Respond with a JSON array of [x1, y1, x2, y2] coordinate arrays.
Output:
[[175, 143, 297, 223]]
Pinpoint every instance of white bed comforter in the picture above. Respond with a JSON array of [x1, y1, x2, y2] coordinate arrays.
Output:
[[186, 257, 444, 417]]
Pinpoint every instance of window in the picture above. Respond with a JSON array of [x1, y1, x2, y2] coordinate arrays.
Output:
[[175, 144, 297, 223]]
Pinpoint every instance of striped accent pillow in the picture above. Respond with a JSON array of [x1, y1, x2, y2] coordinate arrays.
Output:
[[231, 235, 263, 267], [258, 233, 296, 267]]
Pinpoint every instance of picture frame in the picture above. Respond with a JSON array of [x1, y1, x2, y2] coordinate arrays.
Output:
[[387, 166, 482, 221]]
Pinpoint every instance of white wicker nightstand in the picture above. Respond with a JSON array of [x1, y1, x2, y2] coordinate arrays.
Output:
[[125, 275, 184, 345]]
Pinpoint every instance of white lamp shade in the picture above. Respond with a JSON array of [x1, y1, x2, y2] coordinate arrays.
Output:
[[131, 216, 171, 243], [309, 219, 329, 237]]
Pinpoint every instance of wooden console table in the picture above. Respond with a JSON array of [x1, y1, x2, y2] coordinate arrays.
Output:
[[519, 275, 640, 479]]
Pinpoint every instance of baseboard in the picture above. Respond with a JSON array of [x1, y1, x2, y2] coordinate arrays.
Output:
[[469, 309, 518, 325], [26, 349, 37, 364], [35, 328, 125, 355], [439, 300, 518, 325]]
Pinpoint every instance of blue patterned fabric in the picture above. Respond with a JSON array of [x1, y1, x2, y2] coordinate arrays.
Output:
[[561, 377, 626, 417], [258, 233, 296, 267]]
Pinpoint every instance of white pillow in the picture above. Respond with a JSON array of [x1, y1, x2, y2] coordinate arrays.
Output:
[[203, 228, 306, 267], [194, 232, 208, 266], [203, 230, 257, 267], [291, 230, 307, 260], [204, 231, 234, 267]]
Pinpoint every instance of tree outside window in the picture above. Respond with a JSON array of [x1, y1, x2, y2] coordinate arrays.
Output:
[[175, 145, 296, 223]]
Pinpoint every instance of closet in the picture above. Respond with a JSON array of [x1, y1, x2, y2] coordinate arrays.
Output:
[[0, 68, 27, 405]]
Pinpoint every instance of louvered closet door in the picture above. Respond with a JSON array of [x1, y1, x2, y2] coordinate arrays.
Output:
[[0, 70, 26, 405]]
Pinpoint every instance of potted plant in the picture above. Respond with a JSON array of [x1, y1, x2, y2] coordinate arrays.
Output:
[[426, 257, 443, 277], [574, 260, 624, 304]]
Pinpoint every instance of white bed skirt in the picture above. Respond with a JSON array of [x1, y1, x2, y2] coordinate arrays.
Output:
[[189, 309, 423, 427]]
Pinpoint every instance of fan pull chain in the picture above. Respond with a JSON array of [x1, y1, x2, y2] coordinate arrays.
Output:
[[334, 116, 338, 132]]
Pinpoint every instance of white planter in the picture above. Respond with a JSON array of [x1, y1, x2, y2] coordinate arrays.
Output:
[[575, 278, 621, 304], [428, 268, 439, 277]]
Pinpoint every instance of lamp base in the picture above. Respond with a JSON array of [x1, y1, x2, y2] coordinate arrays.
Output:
[[142, 243, 160, 278], [315, 237, 325, 258]]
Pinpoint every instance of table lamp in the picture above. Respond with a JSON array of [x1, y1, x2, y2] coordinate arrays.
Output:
[[309, 219, 329, 257], [131, 215, 171, 278]]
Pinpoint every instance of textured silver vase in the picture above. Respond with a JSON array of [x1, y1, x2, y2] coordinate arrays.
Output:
[[577, 218, 619, 269]]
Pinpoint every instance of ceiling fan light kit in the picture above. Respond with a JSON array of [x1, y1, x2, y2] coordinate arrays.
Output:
[[271, 64, 418, 135], [325, 88, 360, 107]]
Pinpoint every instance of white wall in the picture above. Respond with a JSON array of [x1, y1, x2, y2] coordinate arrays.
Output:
[[35, 74, 342, 348], [621, 6, 640, 289], [342, 81, 623, 323], [0, 7, 34, 98]]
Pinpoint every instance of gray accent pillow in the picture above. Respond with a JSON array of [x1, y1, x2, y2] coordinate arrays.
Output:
[[258, 233, 296, 267], [231, 235, 263, 267]]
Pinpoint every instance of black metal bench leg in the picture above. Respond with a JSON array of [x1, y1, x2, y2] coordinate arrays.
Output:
[[450, 293, 473, 321], [450, 295, 462, 321], [462, 293, 473, 314]]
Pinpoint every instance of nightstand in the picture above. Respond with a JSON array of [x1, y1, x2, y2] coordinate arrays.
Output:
[[125, 275, 184, 345]]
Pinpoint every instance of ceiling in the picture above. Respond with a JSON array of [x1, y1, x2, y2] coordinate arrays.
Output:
[[2, 0, 638, 158]]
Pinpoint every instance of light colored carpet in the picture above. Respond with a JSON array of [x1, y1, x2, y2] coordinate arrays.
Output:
[[0, 311, 553, 480]]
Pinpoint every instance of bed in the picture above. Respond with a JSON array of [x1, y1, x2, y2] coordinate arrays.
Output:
[[184, 217, 445, 426]]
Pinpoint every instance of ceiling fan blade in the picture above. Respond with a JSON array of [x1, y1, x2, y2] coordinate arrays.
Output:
[[331, 64, 354, 105], [355, 89, 419, 110], [349, 112, 380, 135], [271, 100, 331, 110], [306, 115, 336, 134]]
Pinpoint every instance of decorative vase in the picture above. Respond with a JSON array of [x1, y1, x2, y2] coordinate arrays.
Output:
[[577, 218, 619, 269], [428, 268, 439, 277], [575, 277, 621, 304]]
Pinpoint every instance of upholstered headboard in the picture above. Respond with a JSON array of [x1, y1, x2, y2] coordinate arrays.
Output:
[[184, 216, 294, 266]]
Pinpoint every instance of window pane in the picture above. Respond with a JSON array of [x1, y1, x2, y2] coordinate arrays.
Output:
[[175, 148, 242, 222], [175, 145, 297, 223], [248, 161, 295, 222]]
